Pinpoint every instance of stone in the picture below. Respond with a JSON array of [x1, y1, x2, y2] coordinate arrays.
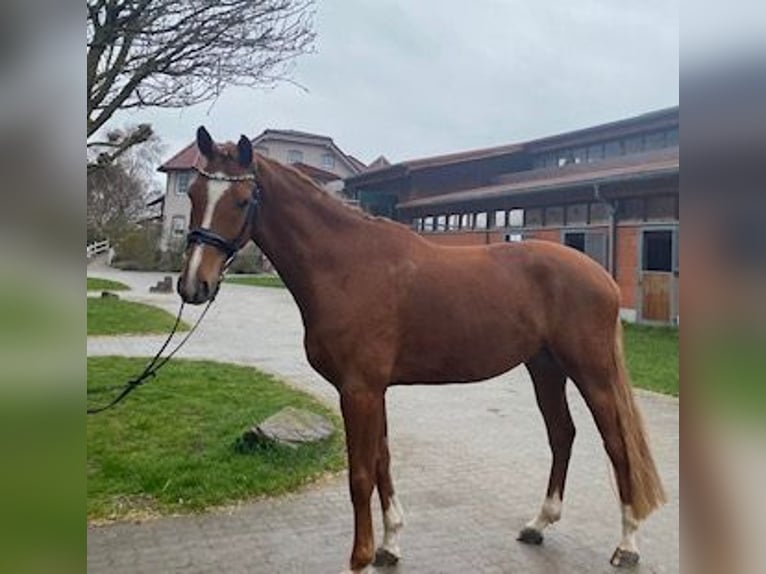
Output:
[[241, 407, 334, 450], [149, 276, 173, 293], [100, 291, 119, 299]]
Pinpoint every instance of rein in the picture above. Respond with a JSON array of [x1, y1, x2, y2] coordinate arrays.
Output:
[[87, 165, 262, 415], [86, 299, 214, 414]]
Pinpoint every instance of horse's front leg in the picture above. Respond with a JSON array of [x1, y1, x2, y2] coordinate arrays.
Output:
[[340, 386, 385, 573], [374, 396, 405, 567]]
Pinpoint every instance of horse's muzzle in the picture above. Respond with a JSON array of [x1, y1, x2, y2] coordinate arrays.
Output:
[[177, 276, 219, 305]]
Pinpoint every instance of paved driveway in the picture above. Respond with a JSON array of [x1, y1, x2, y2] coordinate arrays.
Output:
[[87, 270, 679, 573]]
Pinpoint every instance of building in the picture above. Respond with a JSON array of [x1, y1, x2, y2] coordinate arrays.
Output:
[[344, 107, 679, 324], [157, 128, 365, 249]]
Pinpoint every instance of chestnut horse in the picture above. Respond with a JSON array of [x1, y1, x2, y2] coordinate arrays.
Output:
[[178, 127, 666, 572]]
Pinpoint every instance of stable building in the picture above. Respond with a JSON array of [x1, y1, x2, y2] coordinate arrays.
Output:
[[345, 107, 679, 324]]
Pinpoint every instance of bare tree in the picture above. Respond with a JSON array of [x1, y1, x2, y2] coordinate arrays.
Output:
[[87, 127, 164, 241], [87, 0, 316, 163]]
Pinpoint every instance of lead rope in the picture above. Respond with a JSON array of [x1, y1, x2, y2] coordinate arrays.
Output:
[[87, 296, 215, 415]]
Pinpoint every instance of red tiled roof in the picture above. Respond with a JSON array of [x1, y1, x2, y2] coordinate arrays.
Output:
[[160, 129, 365, 174], [158, 142, 200, 172]]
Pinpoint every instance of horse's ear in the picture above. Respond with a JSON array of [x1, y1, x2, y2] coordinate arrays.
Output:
[[237, 135, 253, 167], [196, 126, 214, 159]]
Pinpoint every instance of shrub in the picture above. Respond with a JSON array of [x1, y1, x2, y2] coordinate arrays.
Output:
[[112, 226, 161, 271]]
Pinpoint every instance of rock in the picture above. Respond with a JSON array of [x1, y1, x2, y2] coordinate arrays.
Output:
[[240, 407, 334, 450], [101, 291, 119, 299], [149, 276, 173, 293]]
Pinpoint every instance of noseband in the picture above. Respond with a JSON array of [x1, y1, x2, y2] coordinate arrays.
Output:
[[186, 166, 263, 267]]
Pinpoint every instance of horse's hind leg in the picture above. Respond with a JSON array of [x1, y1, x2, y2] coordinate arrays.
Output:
[[373, 396, 405, 566], [340, 386, 385, 573], [571, 372, 639, 567], [518, 349, 575, 545]]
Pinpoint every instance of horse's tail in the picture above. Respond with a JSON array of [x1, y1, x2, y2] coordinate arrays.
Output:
[[612, 317, 666, 521]]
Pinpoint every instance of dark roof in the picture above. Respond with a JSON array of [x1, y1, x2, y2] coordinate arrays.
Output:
[[346, 106, 679, 186], [365, 155, 391, 171], [398, 147, 678, 210], [348, 142, 523, 185], [525, 106, 679, 152]]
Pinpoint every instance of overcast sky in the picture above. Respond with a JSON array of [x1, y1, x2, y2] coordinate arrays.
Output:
[[116, 0, 679, 170]]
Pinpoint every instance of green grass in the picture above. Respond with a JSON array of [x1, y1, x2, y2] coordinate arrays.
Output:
[[225, 274, 285, 289], [622, 322, 678, 396], [87, 298, 189, 336], [87, 277, 130, 291], [87, 357, 345, 521]]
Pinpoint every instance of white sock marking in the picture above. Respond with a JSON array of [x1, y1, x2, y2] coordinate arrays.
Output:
[[185, 177, 228, 293], [381, 494, 404, 556], [618, 504, 639, 553], [525, 490, 562, 532]]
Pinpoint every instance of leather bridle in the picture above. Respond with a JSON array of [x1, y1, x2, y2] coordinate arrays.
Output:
[[186, 165, 263, 269]]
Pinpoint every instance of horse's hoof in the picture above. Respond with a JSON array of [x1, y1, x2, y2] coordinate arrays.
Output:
[[610, 547, 640, 567], [373, 546, 400, 567], [517, 527, 544, 545]]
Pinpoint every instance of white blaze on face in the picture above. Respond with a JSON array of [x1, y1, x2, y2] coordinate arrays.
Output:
[[185, 176, 230, 293], [525, 490, 562, 532], [381, 494, 405, 557], [618, 504, 639, 552]]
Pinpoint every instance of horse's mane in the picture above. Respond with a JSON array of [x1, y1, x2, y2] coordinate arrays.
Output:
[[256, 153, 406, 229]]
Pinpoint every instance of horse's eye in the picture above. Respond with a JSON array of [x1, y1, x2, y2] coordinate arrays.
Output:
[[235, 198, 250, 210]]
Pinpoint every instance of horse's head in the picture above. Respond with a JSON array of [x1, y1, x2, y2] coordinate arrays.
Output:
[[177, 126, 261, 304]]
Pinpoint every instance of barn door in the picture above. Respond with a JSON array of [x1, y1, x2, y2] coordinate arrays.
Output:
[[639, 228, 678, 323]]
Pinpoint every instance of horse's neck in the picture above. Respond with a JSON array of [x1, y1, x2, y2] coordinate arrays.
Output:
[[253, 160, 381, 312]]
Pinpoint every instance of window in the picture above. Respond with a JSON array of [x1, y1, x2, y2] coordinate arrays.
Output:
[[171, 216, 186, 237], [625, 136, 644, 154], [572, 148, 587, 164], [565, 230, 609, 269], [494, 210, 507, 228], [475, 212, 488, 229], [460, 213, 472, 229], [176, 171, 192, 195], [618, 198, 644, 222], [423, 216, 434, 231], [412, 218, 422, 231], [508, 209, 524, 227], [545, 206, 564, 227], [436, 215, 447, 231], [524, 208, 543, 227], [642, 230, 673, 271], [644, 132, 665, 150], [566, 203, 587, 225], [322, 153, 335, 169], [448, 214, 460, 230], [287, 149, 303, 164], [589, 202, 610, 223], [504, 233, 523, 242], [646, 196, 676, 221], [604, 140, 623, 158], [564, 231, 585, 251], [587, 143, 604, 162]]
